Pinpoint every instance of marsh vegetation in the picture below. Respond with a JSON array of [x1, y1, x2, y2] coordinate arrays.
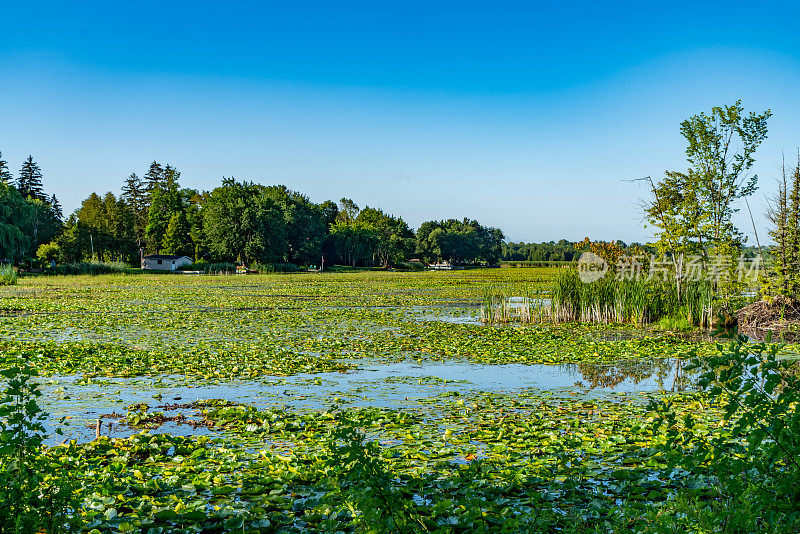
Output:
[[0, 268, 798, 532]]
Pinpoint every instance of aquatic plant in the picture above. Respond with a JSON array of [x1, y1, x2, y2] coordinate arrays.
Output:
[[492, 269, 716, 326], [0, 264, 17, 286]]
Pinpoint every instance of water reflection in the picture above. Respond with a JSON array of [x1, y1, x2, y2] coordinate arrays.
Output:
[[569, 359, 692, 392]]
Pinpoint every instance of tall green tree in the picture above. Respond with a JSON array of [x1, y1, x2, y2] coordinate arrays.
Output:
[[49, 194, 63, 221], [16, 156, 46, 201], [320, 200, 339, 229], [336, 198, 360, 224], [145, 185, 183, 253], [203, 179, 287, 264], [329, 220, 379, 267], [416, 219, 503, 265], [184, 190, 207, 260], [0, 183, 33, 260], [121, 173, 148, 244], [356, 207, 415, 267], [0, 150, 12, 184], [57, 192, 137, 262], [645, 101, 771, 297], [162, 211, 193, 257], [25, 198, 62, 253], [143, 161, 165, 194], [262, 186, 326, 265], [163, 165, 181, 189], [766, 155, 800, 298]]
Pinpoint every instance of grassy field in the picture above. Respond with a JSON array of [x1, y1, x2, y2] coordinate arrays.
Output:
[[0, 268, 786, 532]]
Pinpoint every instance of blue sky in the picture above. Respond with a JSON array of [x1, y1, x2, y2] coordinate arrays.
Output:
[[1, 1, 799, 243]]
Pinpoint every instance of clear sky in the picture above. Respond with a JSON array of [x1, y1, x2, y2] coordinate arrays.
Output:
[[1, 1, 799, 244]]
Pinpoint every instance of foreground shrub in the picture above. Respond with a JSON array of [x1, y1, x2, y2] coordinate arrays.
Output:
[[650, 330, 800, 532], [0, 364, 81, 533]]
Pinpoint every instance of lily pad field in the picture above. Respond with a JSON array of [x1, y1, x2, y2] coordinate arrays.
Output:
[[0, 269, 795, 532]]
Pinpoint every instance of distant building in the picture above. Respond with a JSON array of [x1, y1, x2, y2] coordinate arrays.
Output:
[[429, 260, 453, 270], [142, 254, 193, 271]]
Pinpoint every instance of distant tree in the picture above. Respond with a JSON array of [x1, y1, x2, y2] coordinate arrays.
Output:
[[49, 194, 63, 220], [330, 220, 379, 267], [320, 200, 339, 229], [337, 198, 360, 224], [203, 179, 287, 264], [356, 207, 415, 267], [143, 161, 165, 196], [162, 211, 193, 257], [184, 190, 207, 260], [0, 150, 12, 184], [57, 192, 137, 262], [766, 155, 800, 298], [0, 183, 33, 260], [415, 218, 503, 265], [145, 185, 183, 253], [121, 173, 148, 245], [262, 185, 326, 265], [36, 241, 61, 264], [163, 164, 181, 189], [16, 156, 46, 201], [25, 198, 62, 252]]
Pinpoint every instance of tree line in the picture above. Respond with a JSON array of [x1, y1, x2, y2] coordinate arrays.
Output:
[[1, 156, 504, 268]]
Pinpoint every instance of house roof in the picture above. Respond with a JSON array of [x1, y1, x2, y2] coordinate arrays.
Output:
[[143, 255, 192, 260]]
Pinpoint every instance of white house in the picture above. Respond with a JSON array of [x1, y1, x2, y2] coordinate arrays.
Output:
[[141, 254, 193, 271]]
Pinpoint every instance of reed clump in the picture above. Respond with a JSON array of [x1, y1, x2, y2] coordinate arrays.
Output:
[[481, 284, 549, 324], [482, 270, 714, 326]]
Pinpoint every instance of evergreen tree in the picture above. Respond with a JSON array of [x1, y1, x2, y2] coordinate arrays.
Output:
[[767, 154, 800, 299], [0, 150, 12, 184], [122, 173, 146, 211], [16, 156, 46, 201], [163, 165, 181, 189], [49, 194, 63, 220], [162, 211, 192, 257], [143, 161, 165, 195], [145, 185, 183, 253], [121, 173, 148, 243]]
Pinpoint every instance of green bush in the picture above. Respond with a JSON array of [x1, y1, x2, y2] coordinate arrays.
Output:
[[203, 262, 237, 274], [0, 265, 17, 286], [176, 261, 204, 271], [52, 260, 133, 276], [36, 242, 61, 264], [394, 261, 425, 271], [258, 262, 298, 273]]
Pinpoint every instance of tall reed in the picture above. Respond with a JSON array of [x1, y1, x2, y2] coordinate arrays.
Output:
[[0, 264, 18, 286], [481, 284, 548, 324], [482, 269, 715, 326]]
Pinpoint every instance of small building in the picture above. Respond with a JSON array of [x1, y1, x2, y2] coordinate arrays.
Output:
[[142, 254, 193, 271]]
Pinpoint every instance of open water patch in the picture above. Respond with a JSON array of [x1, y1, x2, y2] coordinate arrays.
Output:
[[33, 358, 693, 444]]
